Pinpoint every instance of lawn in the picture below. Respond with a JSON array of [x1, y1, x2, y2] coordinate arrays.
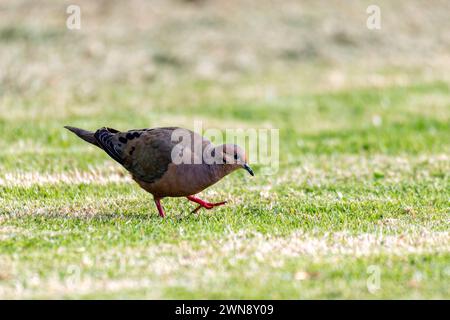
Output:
[[0, 0, 449, 299]]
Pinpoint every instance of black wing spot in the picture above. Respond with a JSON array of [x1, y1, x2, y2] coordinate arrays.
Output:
[[125, 131, 142, 140], [119, 137, 127, 144]]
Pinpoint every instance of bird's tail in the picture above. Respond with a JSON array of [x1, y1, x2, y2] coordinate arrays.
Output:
[[64, 126, 100, 147]]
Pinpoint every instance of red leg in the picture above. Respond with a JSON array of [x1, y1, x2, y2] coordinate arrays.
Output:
[[154, 198, 165, 218], [186, 195, 227, 213]]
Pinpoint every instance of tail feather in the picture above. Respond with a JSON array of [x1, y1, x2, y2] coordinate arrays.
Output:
[[64, 126, 100, 147]]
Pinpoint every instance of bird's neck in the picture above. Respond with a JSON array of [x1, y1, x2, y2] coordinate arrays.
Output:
[[209, 163, 239, 181]]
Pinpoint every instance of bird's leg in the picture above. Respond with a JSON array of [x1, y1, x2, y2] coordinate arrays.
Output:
[[186, 195, 227, 213], [154, 198, 165, 218]]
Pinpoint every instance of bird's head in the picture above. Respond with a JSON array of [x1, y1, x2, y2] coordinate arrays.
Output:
[[218, 144, 254, 176]]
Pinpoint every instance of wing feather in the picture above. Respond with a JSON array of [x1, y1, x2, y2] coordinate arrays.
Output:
[[94, 127, 212, 184], [94, 128, 124, 164]]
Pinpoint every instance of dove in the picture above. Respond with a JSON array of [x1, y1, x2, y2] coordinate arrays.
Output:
[[64, 126, 254, 217]]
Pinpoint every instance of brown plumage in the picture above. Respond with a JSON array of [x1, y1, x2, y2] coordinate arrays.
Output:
[[65, 126, 254, 217]]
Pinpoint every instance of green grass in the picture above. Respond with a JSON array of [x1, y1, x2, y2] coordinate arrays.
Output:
[[1, 71, 449, 299], [1, 0, 450, 299]]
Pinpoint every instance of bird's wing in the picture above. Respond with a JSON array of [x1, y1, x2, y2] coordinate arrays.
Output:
[[94, 127, 156, 166], [95, 127, 212, 184], [122, 128, 176, 183], [94, 127, 126, 164]]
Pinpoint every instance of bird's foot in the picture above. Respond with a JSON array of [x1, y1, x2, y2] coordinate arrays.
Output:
[[187, 195, 227, 213]]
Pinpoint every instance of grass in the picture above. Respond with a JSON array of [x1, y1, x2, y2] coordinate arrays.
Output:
[[1, 74, 449, 299], [0, 0, 449, 299]]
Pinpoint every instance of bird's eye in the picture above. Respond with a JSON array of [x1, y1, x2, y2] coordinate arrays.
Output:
[[234, 154, 239, 160]]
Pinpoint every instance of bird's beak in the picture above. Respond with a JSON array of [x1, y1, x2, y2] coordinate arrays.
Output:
[[243, 163, 254, 176]]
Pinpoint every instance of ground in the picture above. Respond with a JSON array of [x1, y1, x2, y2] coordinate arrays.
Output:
[[0, 0, 449, 299]]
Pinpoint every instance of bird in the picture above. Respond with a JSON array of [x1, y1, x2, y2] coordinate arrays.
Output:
[[64, 126, 254, 217]]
